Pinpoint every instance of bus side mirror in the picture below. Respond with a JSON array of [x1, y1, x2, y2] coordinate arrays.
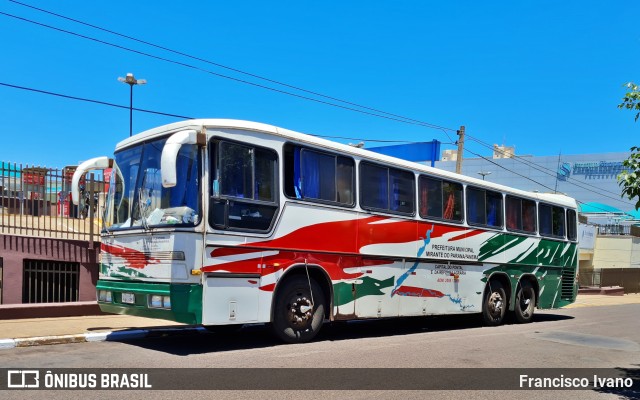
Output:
[[71, 157, 113, 205], [161, 129, 204, 188]]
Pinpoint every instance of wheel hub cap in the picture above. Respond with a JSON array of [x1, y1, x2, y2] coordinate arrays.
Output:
[[289, 296, 313, 327]]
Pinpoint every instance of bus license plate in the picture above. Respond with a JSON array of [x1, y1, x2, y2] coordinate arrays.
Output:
[[121, 292, 135, 304]]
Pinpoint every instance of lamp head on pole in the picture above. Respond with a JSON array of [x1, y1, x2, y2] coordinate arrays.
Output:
[[117, 72, 147, 86], [478, 171, 492, 180], [117, 72, 147, 137]]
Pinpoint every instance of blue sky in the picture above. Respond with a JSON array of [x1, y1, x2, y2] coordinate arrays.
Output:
[[1, 1, 639, 168]]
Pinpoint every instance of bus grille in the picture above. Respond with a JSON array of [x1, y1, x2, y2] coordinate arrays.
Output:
[[561, 267, 576, 300], [103, 251, 185, 263]]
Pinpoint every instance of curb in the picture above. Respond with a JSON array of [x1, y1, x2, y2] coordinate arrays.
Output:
[[0, 327, 207, 350]]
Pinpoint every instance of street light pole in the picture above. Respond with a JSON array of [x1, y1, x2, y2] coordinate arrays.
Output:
[[117, 73, 147, 137], [478, 171, 491, 180]]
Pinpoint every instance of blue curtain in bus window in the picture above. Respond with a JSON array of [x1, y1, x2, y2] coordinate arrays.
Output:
[[487, 194, 500, 227], [184, 155, 198, 209], [301, 150, 320, 199], [361, 164, 388, 210], [487, 199, 496, 226], [539, 205, 552, 236], [293, 147, 302, 198], [389, 169, 413, 213], [375, 168, 388, 210], [170, 145, 198, 210], [390, 179, 399, 211]]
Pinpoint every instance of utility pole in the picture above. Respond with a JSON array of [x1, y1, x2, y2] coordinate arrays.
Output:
[[455, 125, 465, 174]]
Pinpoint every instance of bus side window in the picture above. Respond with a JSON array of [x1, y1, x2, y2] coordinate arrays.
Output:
[[486, 191, 503, 228], [442, 181, 462, 221], [506, 196, 521, 231], [210, 139, 278, 232], [507, 196, 537, 233], [466, 187, 485, 225], [336, 157, 354, 205], [389, 169, 414, 214], [419, 176, 440, 218], [522, 199, 536, 233], [467, 187, 502, 228], [539, 204, 552, 236], [301, 150, 336, 201], [284, 144, 354, 205], [567, 209, 577, 241], [360, 163, 388, 210], [552, 206, 565, 237]]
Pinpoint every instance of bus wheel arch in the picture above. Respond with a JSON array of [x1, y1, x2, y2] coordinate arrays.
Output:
[[482, 273, 510, 326], [514, 275, 537, 324], [270, 265, 332, 343]]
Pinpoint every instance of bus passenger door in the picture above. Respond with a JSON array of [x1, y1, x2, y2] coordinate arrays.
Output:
[[202, 274, 260, 325], [201, 246, 262, 325]]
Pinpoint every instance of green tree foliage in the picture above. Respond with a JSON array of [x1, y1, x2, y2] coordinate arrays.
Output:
[[619, 82, 640, 121], [618, 82, 640, 210], [618, 147, 640, 210]]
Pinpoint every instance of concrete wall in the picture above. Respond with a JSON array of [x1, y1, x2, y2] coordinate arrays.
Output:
[[0, 234, 99, 304], [592, 235, 640, 269]]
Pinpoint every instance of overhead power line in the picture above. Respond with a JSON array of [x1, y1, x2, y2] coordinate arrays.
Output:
[[9, 0, 454, 133], [0, 81, 445, 145], [0, 81, 625, 214], [463, 147, 631, 214], [464, 135, 631, 205], [1, 7, 456, 137], [463, 148, 629, 214], [0, 82, 194, 119]]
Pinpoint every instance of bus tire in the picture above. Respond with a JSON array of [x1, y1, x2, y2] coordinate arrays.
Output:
[[482, 280, 506, 326], [272, 275, 326, 343], [514, 281, 536, 324]]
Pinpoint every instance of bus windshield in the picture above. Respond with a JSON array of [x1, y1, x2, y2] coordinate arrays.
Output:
[[104, 137, 200, 230]]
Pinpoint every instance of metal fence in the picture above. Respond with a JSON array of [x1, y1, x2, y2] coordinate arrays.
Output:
[[0, 162, 106, 242], [579, 268, 640, 294], [22, 259, 80, 303], [595, 224, 632, 236]]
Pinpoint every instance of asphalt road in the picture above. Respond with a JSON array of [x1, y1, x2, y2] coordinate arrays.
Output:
[[1, 304, 639, 400]]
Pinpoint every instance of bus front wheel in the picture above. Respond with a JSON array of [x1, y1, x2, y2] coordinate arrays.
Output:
[[482, 280, 506, 326], [272, 275, 326, 343]]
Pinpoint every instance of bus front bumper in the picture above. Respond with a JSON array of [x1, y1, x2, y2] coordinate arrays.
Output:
[[96, 280, 203, 325]]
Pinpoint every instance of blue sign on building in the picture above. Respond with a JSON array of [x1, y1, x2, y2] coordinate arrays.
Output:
[[368, 140, 442, 167]]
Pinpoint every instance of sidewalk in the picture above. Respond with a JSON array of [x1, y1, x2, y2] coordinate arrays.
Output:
[[0, 314, 191, 349], [1, 294, 640, 349], [564, 293, 640, 308]]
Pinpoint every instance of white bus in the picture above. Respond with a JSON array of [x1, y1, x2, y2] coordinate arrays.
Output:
[[72, 119, 578, 343]]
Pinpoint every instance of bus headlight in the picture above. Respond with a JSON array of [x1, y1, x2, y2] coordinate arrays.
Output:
[[149, 295, 171, 309], [98, 290, 112, 303]]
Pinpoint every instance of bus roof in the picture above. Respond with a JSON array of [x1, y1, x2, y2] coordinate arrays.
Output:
[[117, 119, 578, 209]]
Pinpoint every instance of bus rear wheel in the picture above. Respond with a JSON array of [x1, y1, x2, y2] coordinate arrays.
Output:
[[482, 280, 506, 326], [514, 281, 536, 323], [272, 275, 326, 343]]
